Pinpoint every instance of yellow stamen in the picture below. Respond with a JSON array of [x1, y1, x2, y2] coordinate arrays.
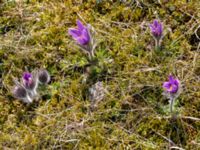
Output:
[[169, 85, 173, 91]]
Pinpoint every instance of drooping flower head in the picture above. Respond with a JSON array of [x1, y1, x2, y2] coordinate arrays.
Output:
[[13, 85, 32, 103], [149, 19, 163, 39], [163, 75, 180, 94], [68, 20, 90, 45], [22, 72, 37, 91], [38, 69, 50, 84]]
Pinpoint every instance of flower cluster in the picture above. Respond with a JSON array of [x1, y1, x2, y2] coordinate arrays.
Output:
[[68, 19, 182, 114], [13, 69, 50, 103]]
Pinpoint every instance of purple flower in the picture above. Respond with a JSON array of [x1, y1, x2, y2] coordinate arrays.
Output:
[[163, 75, 180, 94], [23, 72, 32, 86], [149, 19, 163, 39], [22, 72, 37, 92], [68, 20, 90, 45]]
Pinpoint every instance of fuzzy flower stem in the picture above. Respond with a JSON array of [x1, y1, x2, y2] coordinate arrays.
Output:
[[89, 50, 95, 61], [169, 96, 175, 115], [155, 38, 159, 49], [154, 38, 161, 50], [26, 94, 33, 103], [30, 88, 38, 97]]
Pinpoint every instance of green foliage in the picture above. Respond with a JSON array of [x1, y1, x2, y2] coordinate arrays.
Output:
[[0, 0, 199, 149]]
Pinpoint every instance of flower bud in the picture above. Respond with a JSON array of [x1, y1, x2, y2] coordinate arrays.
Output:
[[22, 72, 37, 90], [13, 86, 32, 103], [38, 69, 50, 84], [22, 72, 38, 97], [149, 19, 163, 40]]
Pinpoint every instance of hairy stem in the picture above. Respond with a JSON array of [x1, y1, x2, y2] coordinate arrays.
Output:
[[170, 97, 175, 115], [154, 37, 162, 50]]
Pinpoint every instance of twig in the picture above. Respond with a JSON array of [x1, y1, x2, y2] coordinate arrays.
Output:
[[181, 116, 200, 121], [155, 115, 200, 122], [170, 146, 185, 150], [153, 130, 175, 145]]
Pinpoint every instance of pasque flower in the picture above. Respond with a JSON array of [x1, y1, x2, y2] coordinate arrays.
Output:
[[22, 72, 38, 97], [22, 72, 35, 89], [163, 75, 180, 94], [68, 20, 90, 45], [149, 19, 163, 48], [12, 68, 50, 103], [68, 20, 97, 60], [163, 75, 181, 114], [38, 69, 50, 84], [149, 19, 163, 39], [13, 85, 33, 103]]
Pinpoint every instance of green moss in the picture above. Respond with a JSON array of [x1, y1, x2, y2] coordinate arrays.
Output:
[[0, 0, 199, 149]]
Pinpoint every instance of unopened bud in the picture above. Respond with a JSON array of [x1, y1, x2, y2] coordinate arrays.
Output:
[[38, 69, 50, 84], [13, 86, 33, 103], [22, 72, 38, 97]]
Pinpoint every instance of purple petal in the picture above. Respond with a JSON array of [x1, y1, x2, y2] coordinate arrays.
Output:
[[149, 19, 163, 37], [174, 79, 180, 87], [23, 72, 32, 81], [82, 28, 90, 41], [157, 24, 163, 36], [68, 28, 81, 38], [168, 75, 174, 82], [77, 20, 85, 31], [76, 29, 90, 45], [159, 23, 163, 32], [77, 37, 89, 45], [170, 84, 178, 93], [77, 38, 86, 45], [153, 20, 159, 27], [163, 82, 171, 89]]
